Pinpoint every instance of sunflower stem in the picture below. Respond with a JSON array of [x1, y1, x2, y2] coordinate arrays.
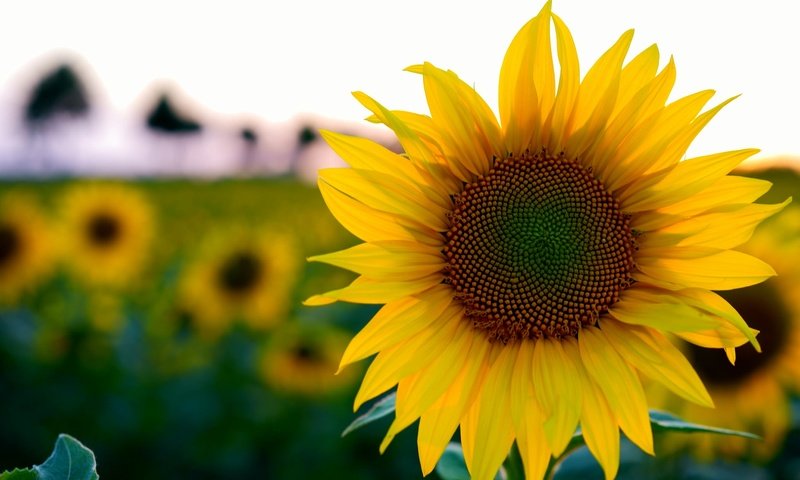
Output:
[[504, 442, 525, 480]]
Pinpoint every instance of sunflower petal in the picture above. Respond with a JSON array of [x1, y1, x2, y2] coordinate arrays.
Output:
[[417, 338, 491, 475], [579, 326, 653, 454], [636, 248, 776, 291], [602, 319, 713, 407], [338, 284, 453, 370], [575, 356, 620, 480], [354, 305, 460, 410], [382, 322, 474, 451], [469, 344, 518, 480], [532, 338, 582, 456], [498, 2, 552, 155], [309, 241, 444, 280]]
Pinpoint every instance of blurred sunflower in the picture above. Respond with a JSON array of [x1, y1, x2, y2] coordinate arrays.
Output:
[[59, 183, 154, 288], [307, 3, 789, 479], [661, 203, 800, 460], [259, 323, 359, 397], [178, 228, 298, 339], [0, 193, 54, 303]]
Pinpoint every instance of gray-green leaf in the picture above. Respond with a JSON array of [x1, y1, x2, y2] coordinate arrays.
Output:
[[341, 392, 396, 437], [0, 435, 98, 480], [648, 410, 760, 439]]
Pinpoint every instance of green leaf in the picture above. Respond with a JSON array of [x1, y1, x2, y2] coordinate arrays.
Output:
[[648, 410, 760, 439], [436, 443, 505, 480], [0, 435, 98, 480], [0, 469, 36, 480], [35, 434, 98, 480], [341, 392, 396, 437]]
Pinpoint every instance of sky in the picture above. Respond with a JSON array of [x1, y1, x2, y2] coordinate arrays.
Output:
[[1, 0, 799, 162]]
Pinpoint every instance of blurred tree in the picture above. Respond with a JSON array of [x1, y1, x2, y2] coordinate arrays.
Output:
[[144, 92, 203, 172], [22, 63, 91, 171], [146, 94, 202, 134], [239, 126, 259, 173], [291, 124, 318, 175]]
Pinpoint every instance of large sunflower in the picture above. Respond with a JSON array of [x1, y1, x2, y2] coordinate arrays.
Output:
[[0, 193, 54, 303], [178, 227, 298, 339], [307, 3, 790, 479], [59, 183, 154, 288], [660, 203, 800, 461]]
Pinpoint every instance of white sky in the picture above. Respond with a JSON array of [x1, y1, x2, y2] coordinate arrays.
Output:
[[2, 0, 799, 160]]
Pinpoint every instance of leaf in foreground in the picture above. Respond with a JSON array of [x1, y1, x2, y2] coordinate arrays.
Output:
[[0, 434, 99, 480]]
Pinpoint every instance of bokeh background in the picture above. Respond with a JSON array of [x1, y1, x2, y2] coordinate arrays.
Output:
[[1, 1, 799, 479]]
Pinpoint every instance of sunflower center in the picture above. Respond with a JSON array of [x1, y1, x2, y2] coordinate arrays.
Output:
[[443, 150, 635, 342], [688, 281, 789, 386], [217, 251, 263, 294], [87, 213, 121, 246], [0, 223, 20, 268]]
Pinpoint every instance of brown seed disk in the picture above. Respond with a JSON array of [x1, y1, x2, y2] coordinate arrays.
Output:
[[443, 150, 635, 342]]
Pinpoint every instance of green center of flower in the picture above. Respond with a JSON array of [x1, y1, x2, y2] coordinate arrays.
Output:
[[217, 251, 263, 294], [87, 213, 121, 247], [443, 151, 635, 342], [0, 223, 20, 268], [688, 281, 789, 386]]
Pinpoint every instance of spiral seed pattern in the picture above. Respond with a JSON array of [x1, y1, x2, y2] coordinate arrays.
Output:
[[443, 151, 635, 342]]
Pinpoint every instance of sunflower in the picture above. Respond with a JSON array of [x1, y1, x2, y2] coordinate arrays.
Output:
[[178, 227, 298, 339], [306, 3, 790, 479], [59, 183, 154, 288], [259, 323, 359, 397], [659, 203, 800, 461], [0, 193, 54, 303]]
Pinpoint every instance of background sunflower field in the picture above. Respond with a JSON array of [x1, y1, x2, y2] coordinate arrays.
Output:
[[2, 162, 800, 480]]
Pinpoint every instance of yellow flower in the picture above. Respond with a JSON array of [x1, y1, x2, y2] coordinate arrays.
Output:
[[259, 323, 359, 397], [178, 227, 298, 339], [661, 202, 800, 461], [0, 193, 54, 303], [307, 3, 789, 479], [59, 183, 154, 288]]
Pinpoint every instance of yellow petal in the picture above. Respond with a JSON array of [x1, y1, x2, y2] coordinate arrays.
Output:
[[417, 62, 502, 177], [499, 2, 553, 154], [417, 338, 491, 475], [608, 287, 721, 332], [604, 89, 715, 192], [318, 180, 425, 244], [338, 284, 453, 370], [613, 44, 661, 118], [305, 274, 443, 306], [602, 319, 713, 407], [574, 355, 620, 480], [566, 29, 633, 143], [620, 148, 758, 212], [673, 288, 759, 349], [382, 321, 474, 451], [309, 240, 444, 280], [643, 199, 791, 250], [320, 130, 451, 208], [515, 401, 551, 480], [579, 326, 653, 454], [354, 305, 461, 410], [592, 56, 675, 178], [319, 168, 448, 232], [469, 344, 519, 480], [658, 175, 773, 217], [545, 12, 579, 151], [532, 338, 582, 456], [636, 247, 776, 291]]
